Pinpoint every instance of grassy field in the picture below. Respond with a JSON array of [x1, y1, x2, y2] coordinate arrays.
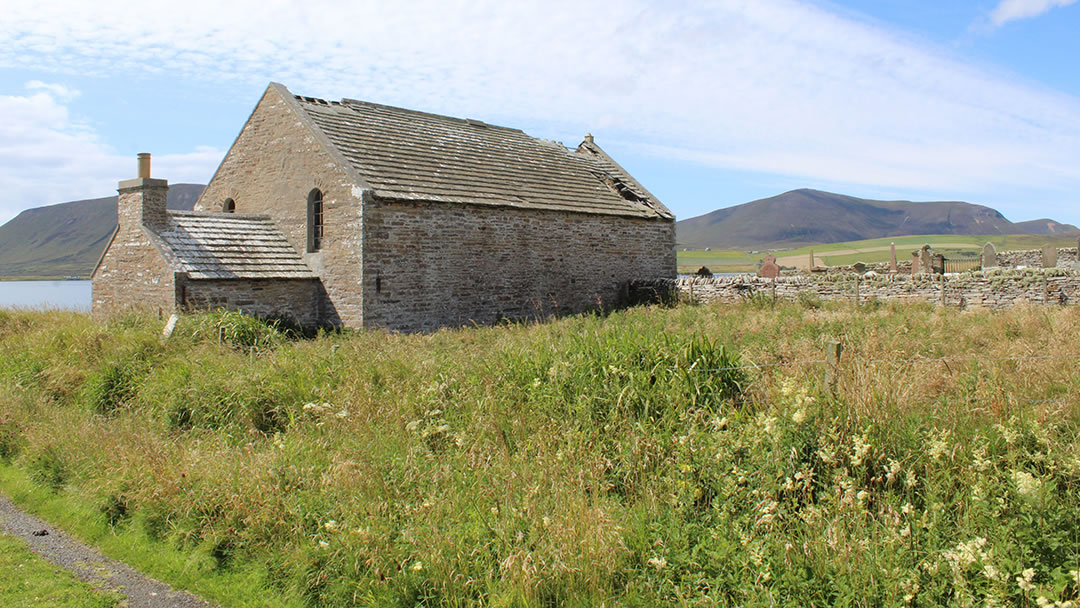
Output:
[[678, 233, 1080, 272], [0, 533, 119, 607], [1, 303, 1079, 606]]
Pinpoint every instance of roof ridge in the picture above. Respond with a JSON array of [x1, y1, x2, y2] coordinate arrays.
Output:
[[305, 96, 524, 134]]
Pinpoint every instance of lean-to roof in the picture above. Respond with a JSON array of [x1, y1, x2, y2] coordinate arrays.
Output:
[[157, 211, 316, 280]]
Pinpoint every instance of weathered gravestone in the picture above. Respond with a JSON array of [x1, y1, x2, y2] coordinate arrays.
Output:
[[931, 253, 945, 275], [981, 242, 998, 268], [911, 251, 920, 275], [889, 242, 898, 274], [1042, 244, 1058, 268], [920, 246, 934, 274], [809, 250, 815, 270], [852, 262, 867, 274], [758, 254, 780, 279]]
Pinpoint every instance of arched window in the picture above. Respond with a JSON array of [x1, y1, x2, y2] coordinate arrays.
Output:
[[307, 189, 324, 252], [222, 198, 235, 213]]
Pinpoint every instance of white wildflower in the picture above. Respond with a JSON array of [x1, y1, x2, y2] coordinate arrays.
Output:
[[851, 433, 871, 466], [318, 540, 330, 549], [792, 408, 807, 424], [1071, 569, 1080, 585], [412, 561, 423, 571], [323, 520, 340, 532], [904, 470, 917, 489], [1012, 470, 1041, 498], [927, 430, 950, 461], [647, 556, 667, 570], [1017, 567, 1036, 592]]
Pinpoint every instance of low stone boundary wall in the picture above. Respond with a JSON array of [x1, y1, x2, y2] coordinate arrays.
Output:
[[998, 247, 1079, 268], [634, 268, 1080, 310]]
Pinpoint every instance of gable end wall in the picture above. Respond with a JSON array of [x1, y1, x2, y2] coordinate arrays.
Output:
[[196, 86, 363, 326], [92, 225, 176, 317]]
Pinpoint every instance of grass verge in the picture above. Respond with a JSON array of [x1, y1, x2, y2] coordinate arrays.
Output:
[[0, 532, 120, 608]]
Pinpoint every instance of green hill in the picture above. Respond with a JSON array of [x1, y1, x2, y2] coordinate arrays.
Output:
[[676, 188, 1077, 249], [0, 184, 204, 279]]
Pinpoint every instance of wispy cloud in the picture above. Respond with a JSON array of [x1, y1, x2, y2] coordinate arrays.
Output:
[[0, 82, 220, 224], [986, 0, 1078, 28], [0, 0, 1078, 223]]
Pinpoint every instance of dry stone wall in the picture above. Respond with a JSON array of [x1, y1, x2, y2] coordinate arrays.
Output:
[[364, 199, 676, 332], [638, 268, 1080, 310], [997, 247, 1079, 268]]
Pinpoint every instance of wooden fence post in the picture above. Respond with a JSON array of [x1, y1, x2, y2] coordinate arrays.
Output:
[[825, 341, 842, 397]]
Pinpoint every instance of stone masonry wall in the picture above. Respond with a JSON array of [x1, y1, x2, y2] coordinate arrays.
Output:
[[638, 268, 1080, 310], [195, 85, 362, 326], [92, 185, 176, 317], [179, 278, 321, 328], [363, 199, 676, 331], [997, 247, 1079, 268]]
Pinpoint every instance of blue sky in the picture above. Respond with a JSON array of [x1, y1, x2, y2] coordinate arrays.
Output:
[[1, 0, 1078, 228]]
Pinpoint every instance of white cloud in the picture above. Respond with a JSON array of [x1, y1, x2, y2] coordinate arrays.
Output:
[[0, 85, 220, 224], [25, 80, 80, 102], [987, 0, 1078, 27], [0, 0, 1079, 223]]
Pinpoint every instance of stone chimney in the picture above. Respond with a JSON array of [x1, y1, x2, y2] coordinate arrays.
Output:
[[117, 153, 169, 231]]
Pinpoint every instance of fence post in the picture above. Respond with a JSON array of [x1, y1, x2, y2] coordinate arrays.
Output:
[[940, 274, 946, 306], [825, 341, 842, 397]]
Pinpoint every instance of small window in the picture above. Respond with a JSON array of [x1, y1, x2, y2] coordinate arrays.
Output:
[[222, 198, 235, 213], [307, 189, 324, 252]]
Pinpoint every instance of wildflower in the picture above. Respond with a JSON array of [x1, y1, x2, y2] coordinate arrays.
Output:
[[899, 525, 910, 538], [318, 540, 330, 549], [542, 516, 551, 527], [792, 408, 807, 424], [1036, 597, 1051, 608], [856, 490, 868, 503], [901, 503, 914, 515], [983, 564, 999, 581], [886, 459, 901, 484], [927, 430, 950, 461], [531, 378, 542, 388], [1017, 567, 1036, 592], [647, 556, 667, 570], [904, 470, 917, 489], [323, 520, 340, 532], [335, 408, 349, 419], [412, 561, 423, 571], [851, 433, 871, 466], [1071, 569, 1080, 585], [1012, 470, 1041, 498]]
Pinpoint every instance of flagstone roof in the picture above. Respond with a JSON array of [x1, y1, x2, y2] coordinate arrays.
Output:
[[156, 211, 316, 279], [289, 90, 673, 220]]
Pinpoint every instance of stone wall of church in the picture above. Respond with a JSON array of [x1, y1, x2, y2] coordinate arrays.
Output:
[[195, 85, 362, 327], [362, 199, 676, 332], [178, 277, 322, 329]]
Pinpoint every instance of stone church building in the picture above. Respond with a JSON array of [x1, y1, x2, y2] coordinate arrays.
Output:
[[92, 83, 676, 331]]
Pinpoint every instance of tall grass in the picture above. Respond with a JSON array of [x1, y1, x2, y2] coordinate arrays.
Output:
[[0, 302, 1079, 606]]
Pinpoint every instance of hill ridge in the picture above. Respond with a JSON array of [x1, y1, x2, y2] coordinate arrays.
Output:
[[676, 189, 1076, 249]]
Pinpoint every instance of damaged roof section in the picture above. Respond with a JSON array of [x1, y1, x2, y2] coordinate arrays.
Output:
[[291, 93, 673, 220], [157, 212, 316, 279]]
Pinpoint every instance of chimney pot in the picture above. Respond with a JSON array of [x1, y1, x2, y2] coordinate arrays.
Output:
[[137, 153, 151, 179]]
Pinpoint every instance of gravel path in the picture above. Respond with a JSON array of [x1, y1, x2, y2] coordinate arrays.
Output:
[[0, 492, 215, 608]]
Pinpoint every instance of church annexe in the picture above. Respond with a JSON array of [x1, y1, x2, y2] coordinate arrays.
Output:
[[92, 83, 676, 332]]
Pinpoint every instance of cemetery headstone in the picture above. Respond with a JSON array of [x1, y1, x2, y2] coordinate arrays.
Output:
[[981, 242, 997, 268], [931, 253, 945, 275], [889, 242, 898, 274], [911, 251, 920, 275], [1042, 244, 1058, 268], [759, 254, 780, 279], [920, 246, 933, 274]]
